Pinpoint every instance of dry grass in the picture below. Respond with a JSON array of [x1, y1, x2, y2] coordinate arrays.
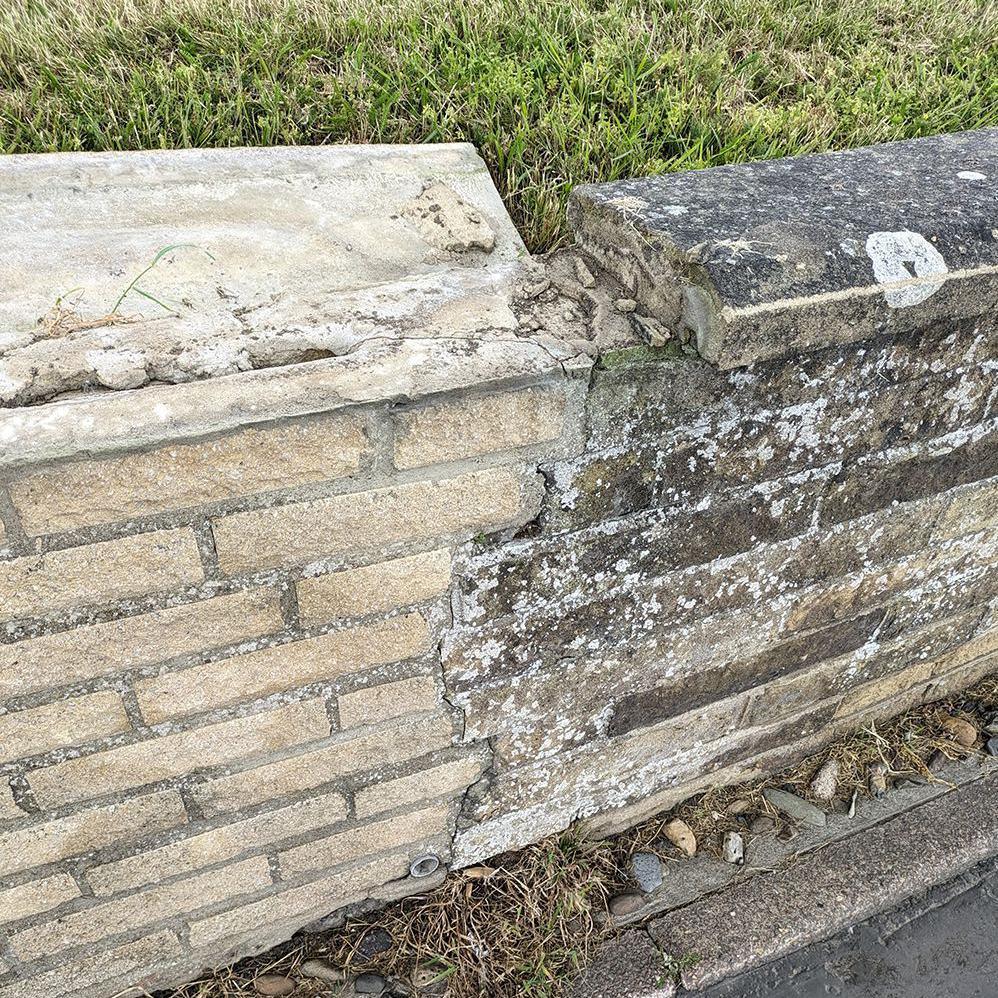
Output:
[[163, 674, 998, 998]]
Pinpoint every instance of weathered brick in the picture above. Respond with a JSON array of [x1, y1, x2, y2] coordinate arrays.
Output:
[[0, 691, 130, 763], [0, 587, 283, 699], [297, 549, 452, 625], [337, 675, 439, 729], [188, 852, 409, 950], [27, 699, 330, 808], [0, 528, 203, 623], [192, 713, 454, 817], [9, 412, 369, 536], [10, 856, 271, 963], [393, 386, 567, 469], [212, 466, 537, 574], [278, 803, 450, 879], [834, 660, 935, 719], [0, 781, 24, 821], [0, 929, 184, 998], [88, 790, 348, 896], [821, 424, 998, 527], [0, 873, 79, 924], [355, 756, 484, 818], [932, 476, 998, 540], [135, 612, 430, 723], [0, 790, 185, 877]]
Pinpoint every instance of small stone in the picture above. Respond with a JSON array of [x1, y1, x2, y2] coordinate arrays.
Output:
[[722, 831, 744, 865], [254, 976, 295, 997], [986, 736, 998, 757], [869, 762, 889, 798], [354, 973, 388, 995], [614, 297, 637, 313], [663, 818, 697, 857], [609, 892, 645, 917], [357, 927, 393, 959], [809, 758, 840, 802], [939, 714, 978, 748], [726, 798, 752, 815], [629, 852, 664, 893], [574, 257, 596, 288], [763, 788, 827, 827], [749, 815, 775, 834], [928, 751, 949, 773], [300, 959, 346, 984], [463, 865, 495, 880]]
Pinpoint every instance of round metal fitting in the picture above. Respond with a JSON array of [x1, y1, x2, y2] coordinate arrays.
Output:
[[409, 853, 441, 878]]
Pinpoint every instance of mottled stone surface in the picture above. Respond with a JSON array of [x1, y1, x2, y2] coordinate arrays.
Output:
[[570, 128, 998, 366]]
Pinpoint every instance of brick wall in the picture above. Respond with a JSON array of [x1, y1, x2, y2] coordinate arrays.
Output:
[[1, 131, 996, 997]]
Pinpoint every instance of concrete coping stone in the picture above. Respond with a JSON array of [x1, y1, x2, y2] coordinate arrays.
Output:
[[0, 143, 586, 468], [569, 127, 998, 368]]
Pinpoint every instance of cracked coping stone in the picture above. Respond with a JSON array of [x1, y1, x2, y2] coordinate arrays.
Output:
[[0, 144, 585, 468], [570, 127, 998, 369]]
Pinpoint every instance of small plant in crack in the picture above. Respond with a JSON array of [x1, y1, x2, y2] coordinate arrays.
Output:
[[112, 243, 215, 315]]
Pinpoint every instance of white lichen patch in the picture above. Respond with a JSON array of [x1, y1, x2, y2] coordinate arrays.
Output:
[[864, 230, 948, 308]]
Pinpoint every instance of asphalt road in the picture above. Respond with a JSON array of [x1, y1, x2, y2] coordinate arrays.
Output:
[[700, 857, 998, 998]]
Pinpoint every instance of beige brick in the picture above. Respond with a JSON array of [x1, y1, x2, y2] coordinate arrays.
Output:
[[0, 929, 184, 998], [297, 549, 452, 625], [394, 387, 567, 470], [212, 466, 533, 574], [10, 414, 369, 536], [0, 873, 80, 924], [0, 528, 203, 624], [28, 699, 330, 809], [928, 623, 998, 676], [189, 852, 409, 950], [135, 612, 430, 723], [278, 803, 450, 879], [10, 856, 271, 962], [0, 587, 283, 699], [356, 756, 484, 818], [192, 713, 454, 817], [337, 675, 439, 729], [0, 692, 130, 764], [88, 790, 348, 896], [0, 789, 185, 877]]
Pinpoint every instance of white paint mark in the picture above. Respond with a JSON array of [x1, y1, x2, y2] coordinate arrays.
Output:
[[957, 170, 987, 181], [864, 230, 948, 308], [661, 205, 689, 216]]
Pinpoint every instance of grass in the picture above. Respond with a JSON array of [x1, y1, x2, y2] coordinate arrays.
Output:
[[2, 0, 997, 251], [166, 674, 998, 998]]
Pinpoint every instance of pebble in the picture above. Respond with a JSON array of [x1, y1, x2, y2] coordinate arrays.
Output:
[[726, 798, 752, 815], [253, 975, 295, 997], [940, 714, 978, 748], [749, 815, 775, 834], [809, 758, 840, 802], [987, 736, 998, 757], [614, 297, 637, 313], [869, 762, 889, 798], [357, 927, 393, 959], [663, 817, 697, 857], [630, 851, 664, 893], [928, 751, 949, 773], [763, 788, 827, 827], [722, 831, 744, 865], [300, 959, 346, 984], [354, 972, 388, 995], [609, 892, 645, 917]]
